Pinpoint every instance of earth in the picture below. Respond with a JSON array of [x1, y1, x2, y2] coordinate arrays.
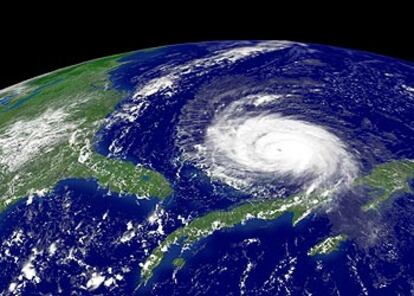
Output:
[[0, 41, 414, 295]]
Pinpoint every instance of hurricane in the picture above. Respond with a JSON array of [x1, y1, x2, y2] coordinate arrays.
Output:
[[2, 41, 414, 295], [178, 94, 359, 196]]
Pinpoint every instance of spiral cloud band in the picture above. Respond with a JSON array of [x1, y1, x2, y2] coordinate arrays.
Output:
[[180, 95, 359, 196]]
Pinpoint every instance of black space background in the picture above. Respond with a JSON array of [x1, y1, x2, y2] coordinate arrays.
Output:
[[0, 9, 412, 90]]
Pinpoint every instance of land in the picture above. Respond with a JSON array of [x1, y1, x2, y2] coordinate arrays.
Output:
[[307, 160, 414, 256], [307, 235, 346, 256], [172, 258, 185, 269], [356, 160, 414, 211], [3, 48, 414, 287], [140, 159, 414, 284], [0, 53, 172, 211], [139, 192, 326, 283]]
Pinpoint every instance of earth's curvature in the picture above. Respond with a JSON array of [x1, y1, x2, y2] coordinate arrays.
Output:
[[0, 41, 414, 295]]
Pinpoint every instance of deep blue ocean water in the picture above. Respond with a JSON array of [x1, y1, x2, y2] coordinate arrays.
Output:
[[1, 41, 414, 295]]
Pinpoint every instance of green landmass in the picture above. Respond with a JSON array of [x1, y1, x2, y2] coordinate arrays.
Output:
[[0, 53, 172, 211], [3, 47, 413, 287], [309, 160, 414, 256], [172, 258, 185, 268], [356, 160, 414, 211], [308, 235, 346, 256], [139, 192, 326, 283], [140, 159, 414, 284]]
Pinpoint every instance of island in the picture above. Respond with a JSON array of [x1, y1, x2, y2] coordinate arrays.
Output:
[[357, 160, 414, 211], [139, 192, 328, 284], [307, 235, 346, 256], [139, 159, 414, 284]]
